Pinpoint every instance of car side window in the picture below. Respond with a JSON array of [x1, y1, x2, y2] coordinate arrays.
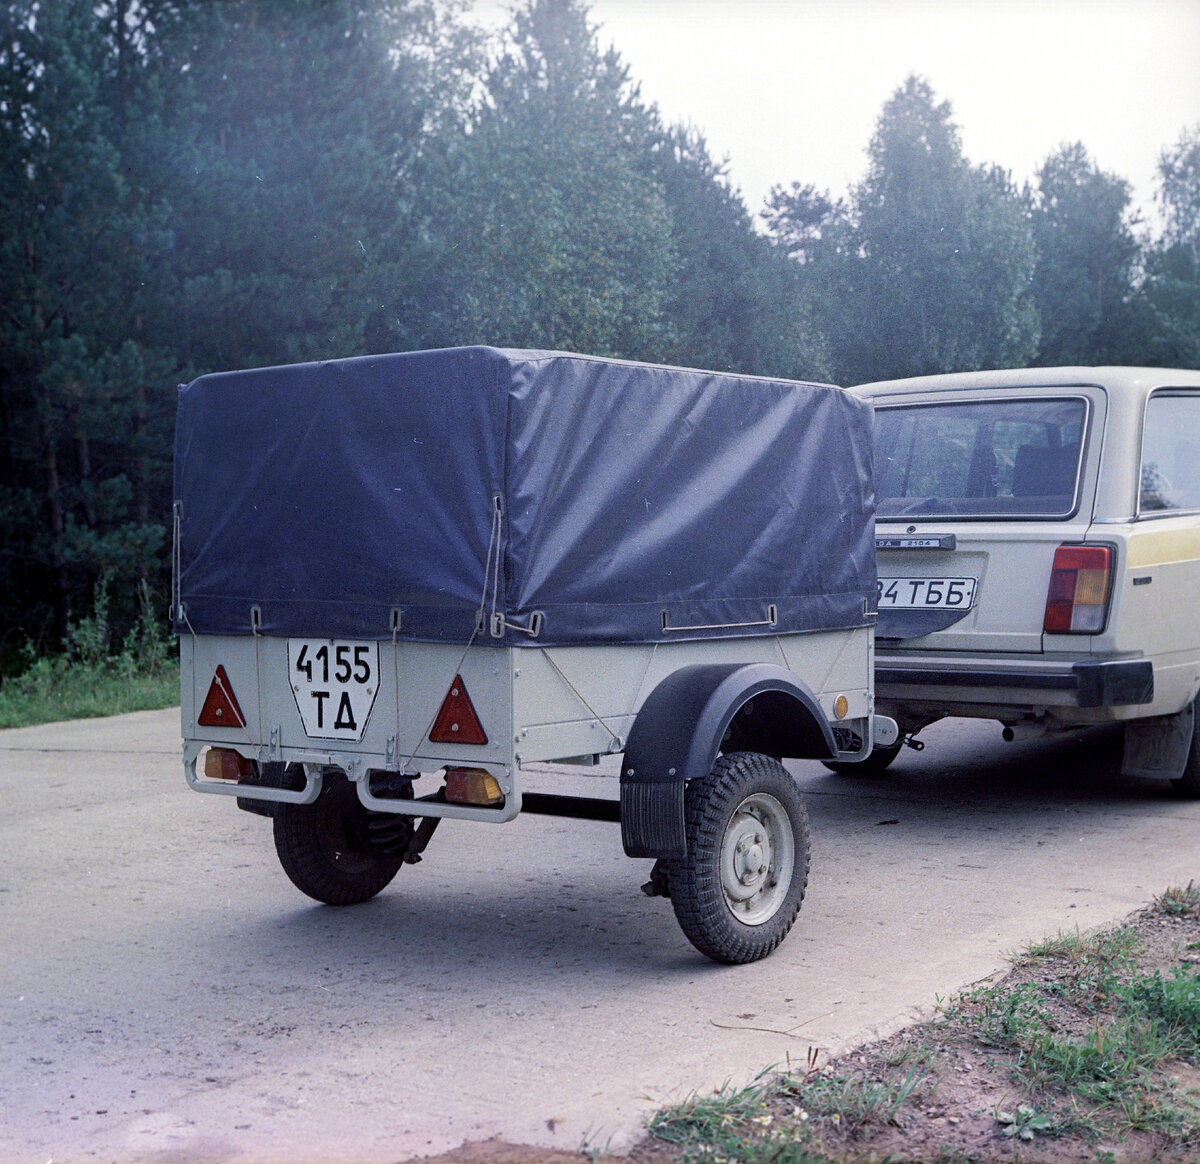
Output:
[[875, 398, 1086, 519], [1140, 393, 1200, 513]]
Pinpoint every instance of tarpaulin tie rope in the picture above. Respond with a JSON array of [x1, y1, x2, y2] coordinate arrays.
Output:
[[397, 624, 481, 774], [170, 501, 182, 623], [250, 605, 265, 755], [180, 605, 255, 751], [392, 610, 401, 764], [538, 648, 623, 749], [480, 495, 503, 637], [398, 494, 500, 772]]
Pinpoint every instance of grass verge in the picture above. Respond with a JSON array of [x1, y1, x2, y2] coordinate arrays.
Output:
[[0, 578, 177, 729], [0, 655, 177, 729], [635, 884, 1200, 1163]]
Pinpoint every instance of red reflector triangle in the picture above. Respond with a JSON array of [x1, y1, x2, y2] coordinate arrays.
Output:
[[429, 674, 488, 745], [198, 665, 247, 728]]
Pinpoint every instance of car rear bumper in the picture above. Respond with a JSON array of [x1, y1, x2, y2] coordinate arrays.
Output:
[[875, 653, 1154, 709]]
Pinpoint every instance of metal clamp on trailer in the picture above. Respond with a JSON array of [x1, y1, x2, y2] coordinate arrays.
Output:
[[175, 346, 878, 963]]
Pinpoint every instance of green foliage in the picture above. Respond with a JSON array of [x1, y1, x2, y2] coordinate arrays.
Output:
[[1127, 966, 1200, 1044], [65, 574, 114, 669], [1024, 1014, 1177, 1100], [651, 1057, 932, 1163], [996, 1102, 1056, 1140], [0, 652, 177, 729], [1023, 925, 1141, 964], [0, 0, 177, 647], [784, 1062, 929, 1129], [1135, 127, 1200, 367], [965, 978, 1057, 1048], [1158, 125, 1200, 252], [1156, 881, 1200, 918], [953, 922, 1200, 1142], [1022, 926, 1142, 1009], [774, 76, 1039, 384], [1138, 239, 1200, 368], [650, 128, 830, 379], [141, 0, 478, 370], [121, 578, 173, 678], [763, 182, 840, 265], [648, 1076, 798, 1164], [426, 0, 677, 360], [649, 1077, 773, 1145], [1028, 142, 1142, 365], [0, 576, 175, 728]]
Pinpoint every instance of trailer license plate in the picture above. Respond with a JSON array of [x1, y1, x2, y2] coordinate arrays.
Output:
[[287, 639, 380, 741], [877, 577, 977, 610]]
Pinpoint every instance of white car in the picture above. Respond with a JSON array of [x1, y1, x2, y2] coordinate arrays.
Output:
[[848, 366, 1200, 796]]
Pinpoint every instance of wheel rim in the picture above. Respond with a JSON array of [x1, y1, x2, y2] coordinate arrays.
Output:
[[719, 792, 794, 926]]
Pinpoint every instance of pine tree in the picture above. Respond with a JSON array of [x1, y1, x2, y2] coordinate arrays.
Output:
[[650, 128, 830, 379], [1134, 126, 1200, 367], [0, 0, 176, 647]]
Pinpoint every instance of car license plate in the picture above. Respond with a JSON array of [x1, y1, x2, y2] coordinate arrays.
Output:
[[287, 639, 380, 741], [877, 577, 977, 610]]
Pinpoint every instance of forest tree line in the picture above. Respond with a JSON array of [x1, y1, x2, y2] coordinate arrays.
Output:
[[2, 0, 1198, 664]]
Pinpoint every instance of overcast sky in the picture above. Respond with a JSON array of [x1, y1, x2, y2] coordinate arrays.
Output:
[[472, 0, 1200, 228]]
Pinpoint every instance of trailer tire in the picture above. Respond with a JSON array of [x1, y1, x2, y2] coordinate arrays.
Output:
[[273, 772, 408, 905], [822, 740, 903, 776], [666, 751, 810, 964]]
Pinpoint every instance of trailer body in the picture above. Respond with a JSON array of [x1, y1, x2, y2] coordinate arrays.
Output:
[[176, 346, 882, 961]]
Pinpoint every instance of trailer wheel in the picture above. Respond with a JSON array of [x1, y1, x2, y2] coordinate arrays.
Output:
[[273, 771, 409, 905], [822, 740, 903, 775], [666, 752, 810, 964]]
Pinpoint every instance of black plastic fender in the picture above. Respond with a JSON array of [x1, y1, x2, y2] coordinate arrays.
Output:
[[620, 662, 836, 859]]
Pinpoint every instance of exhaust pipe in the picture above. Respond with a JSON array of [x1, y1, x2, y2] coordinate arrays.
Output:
[[1002, 721, 1048, 743]]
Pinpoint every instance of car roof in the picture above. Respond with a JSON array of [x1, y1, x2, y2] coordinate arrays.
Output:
[[850, 366, 1200, 400]]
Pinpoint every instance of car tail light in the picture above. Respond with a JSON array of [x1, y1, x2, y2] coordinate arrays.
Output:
[[429, 674, 488, 744], [198, 665, 247, 727], [1044, 545, 1113, 634]]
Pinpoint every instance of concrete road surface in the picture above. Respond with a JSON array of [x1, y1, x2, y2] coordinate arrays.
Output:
[[2, 708, 1197, 1163]]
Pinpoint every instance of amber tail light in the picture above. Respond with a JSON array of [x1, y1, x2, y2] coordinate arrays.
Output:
[[444, 767, 504, 806], [204, 748, 255, 781]]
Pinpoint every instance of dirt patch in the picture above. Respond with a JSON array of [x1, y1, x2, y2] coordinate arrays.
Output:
[[405, 898, 1200, 1164], [634, 897, 1200, 1163]]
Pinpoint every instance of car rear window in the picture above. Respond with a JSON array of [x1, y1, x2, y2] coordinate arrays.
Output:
[[1140, 392, 1200, 514], [874, 398, 1086, 519]]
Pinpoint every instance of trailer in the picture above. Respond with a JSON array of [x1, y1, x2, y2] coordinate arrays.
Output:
[[175, 346, 885, 963]]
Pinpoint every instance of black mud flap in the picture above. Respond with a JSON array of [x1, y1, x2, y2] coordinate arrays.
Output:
[[1123, 701, 1194, 780], [621, 782, 686, 860]]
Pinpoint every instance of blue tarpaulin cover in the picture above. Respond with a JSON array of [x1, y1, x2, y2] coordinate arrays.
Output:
[[174, 347, 876, 646]]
